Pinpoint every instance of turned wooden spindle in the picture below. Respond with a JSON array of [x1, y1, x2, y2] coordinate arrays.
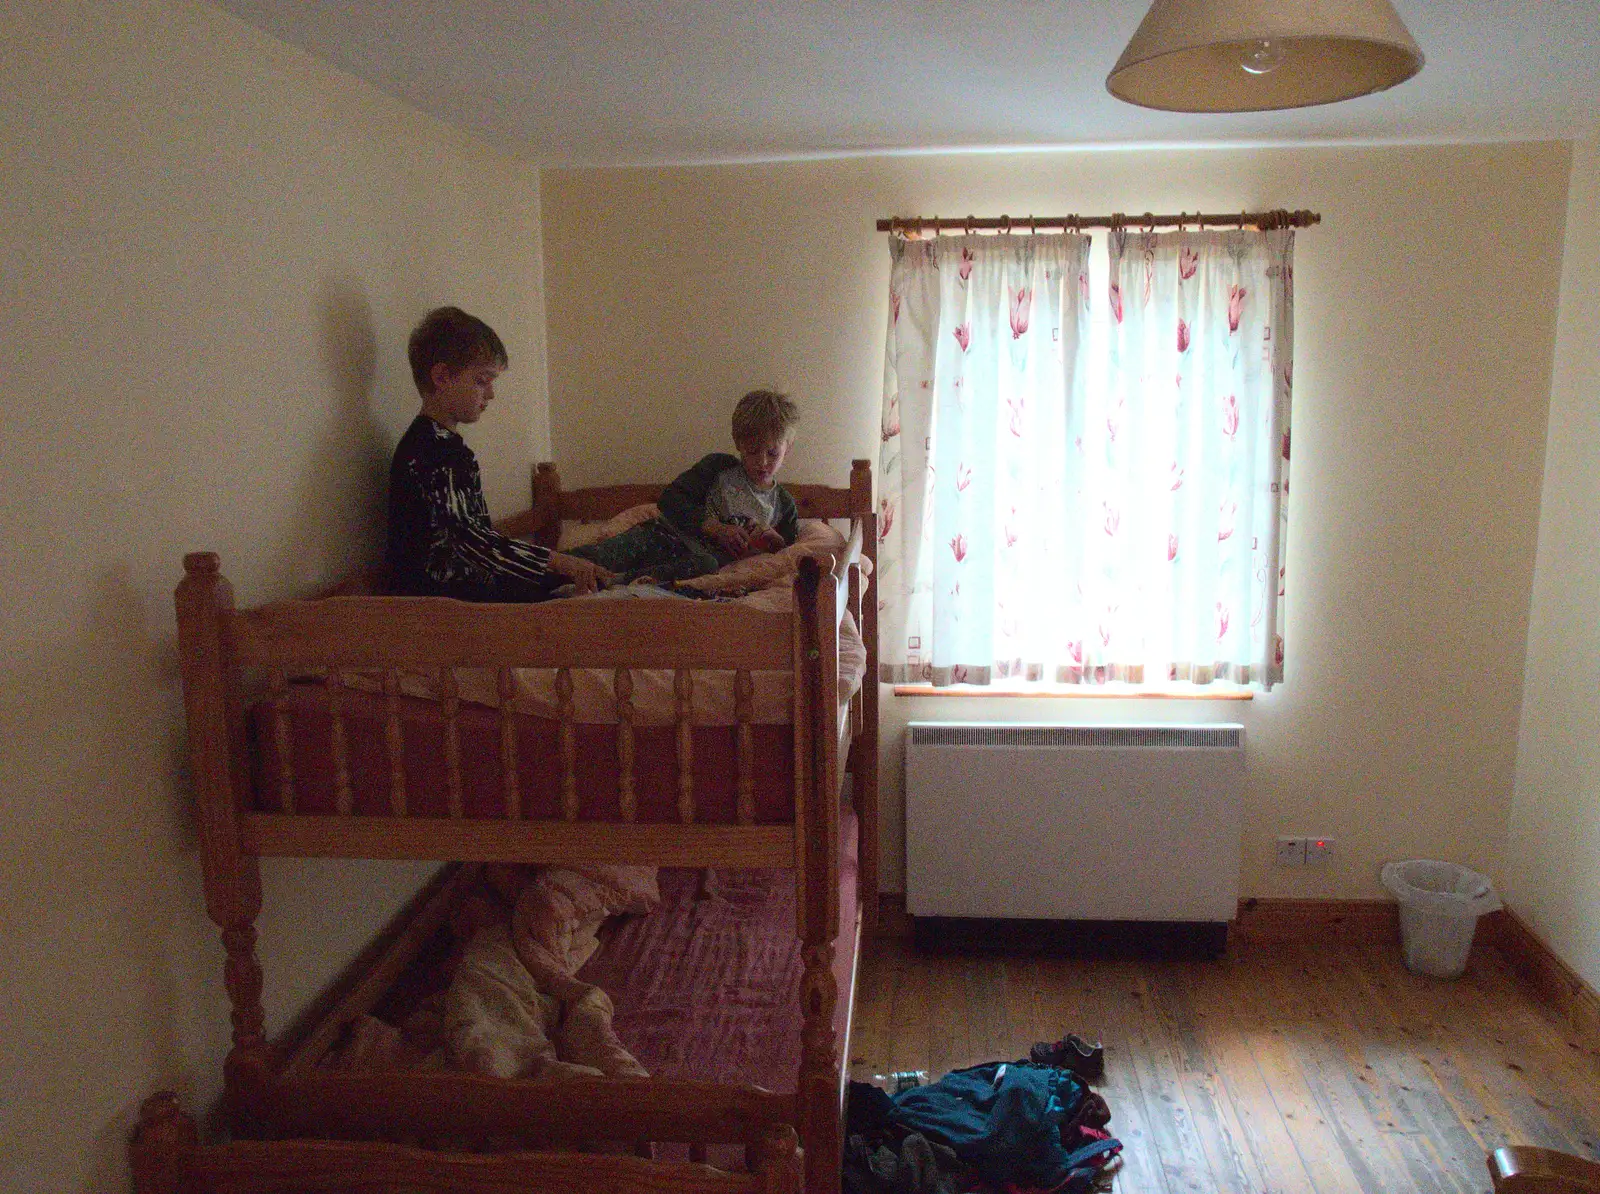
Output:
[[530, 461, 564, 550], [267, 668, 295, 814], [556, 668, 578, 820], [859, 476, 882, 933], [674, 670, 694, 824], [381, 669, 407, 816], [798, 940, 841, 1194], [615, 668, 636, 822], [441, 667, 463, 819], [735, 669, 756, 826], [497, 668, 521, 820], [849, 565, 865, 736], [176, 554, 268, 1093], [324, 668, 352, 815]]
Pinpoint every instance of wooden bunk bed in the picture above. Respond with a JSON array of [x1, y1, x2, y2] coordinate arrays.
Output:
[[131, 460, 880, 1194]]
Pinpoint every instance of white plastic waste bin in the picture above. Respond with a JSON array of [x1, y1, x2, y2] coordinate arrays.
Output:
[[1380, 859, 1501, 979]]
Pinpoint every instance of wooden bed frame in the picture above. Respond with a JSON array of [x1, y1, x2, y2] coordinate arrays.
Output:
[[132, 460, 880, 1194]]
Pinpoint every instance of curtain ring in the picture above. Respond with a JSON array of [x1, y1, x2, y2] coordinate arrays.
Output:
[[1142, 211, 1155, 233], [999, 213, 1011, 234], [1029, 214, 1037, 234], [964, 214, 975, 236]]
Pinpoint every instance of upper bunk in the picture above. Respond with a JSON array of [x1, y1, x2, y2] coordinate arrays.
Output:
[[174, 458, 878, 886]]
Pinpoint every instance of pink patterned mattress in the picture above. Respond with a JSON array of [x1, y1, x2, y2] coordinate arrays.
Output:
[[577, 801, 860, 1094], [249, 682, 798, 822], [343, 802, 860, 1102]]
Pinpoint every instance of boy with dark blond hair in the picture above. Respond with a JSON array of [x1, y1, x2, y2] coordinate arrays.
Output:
[[387, 307, 610, 599], [570, 390, 802, 585]]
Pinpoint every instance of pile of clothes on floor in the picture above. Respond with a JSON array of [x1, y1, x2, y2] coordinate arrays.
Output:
[[844, 1035, 1120, 1194]]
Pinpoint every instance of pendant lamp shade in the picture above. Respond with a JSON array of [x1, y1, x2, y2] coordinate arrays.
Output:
[[1107, 0, 1423, 112]]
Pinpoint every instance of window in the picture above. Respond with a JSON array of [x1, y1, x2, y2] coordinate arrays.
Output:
[[877, 227, 1293, 690]]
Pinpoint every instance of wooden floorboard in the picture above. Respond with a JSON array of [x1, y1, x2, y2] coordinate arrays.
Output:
[[849, 935, 1600, 1193]]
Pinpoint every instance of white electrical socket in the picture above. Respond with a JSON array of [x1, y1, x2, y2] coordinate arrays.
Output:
[[1306, 837, 1335, 865], [1276, 836, 1306, 866]]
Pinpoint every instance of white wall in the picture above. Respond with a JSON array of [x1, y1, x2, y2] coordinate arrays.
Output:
[[0, 2, 549, 1189], [1506, 135, 1600, 993], [542, 144, 1570, 898]]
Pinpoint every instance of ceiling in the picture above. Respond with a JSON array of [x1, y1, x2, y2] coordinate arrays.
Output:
[[210, 1, 1600, 167]]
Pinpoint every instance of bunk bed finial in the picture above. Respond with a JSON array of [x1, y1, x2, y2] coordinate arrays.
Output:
[[129, 1091, 197, 1194], [183, 552, 220, 575]]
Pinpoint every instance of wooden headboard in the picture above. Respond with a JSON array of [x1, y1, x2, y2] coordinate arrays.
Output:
[[512, 459, 874, 549]]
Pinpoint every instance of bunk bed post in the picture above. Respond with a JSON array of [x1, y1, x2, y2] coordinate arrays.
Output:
[[848, 458, 880, 934], [793, 557, 843, 1194], [175, 554, 269, 1112], [530, 461, 564, 549], [130, 1092, 197, 1194]]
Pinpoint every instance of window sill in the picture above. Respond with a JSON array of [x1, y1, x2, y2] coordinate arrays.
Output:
[[891, 683, 1253, 701]]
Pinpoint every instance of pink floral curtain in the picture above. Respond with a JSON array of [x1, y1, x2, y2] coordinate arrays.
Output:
[[878, 226, 1295, 690], [877, 232, 1092, 684], [1064, 227, 1294, 687]]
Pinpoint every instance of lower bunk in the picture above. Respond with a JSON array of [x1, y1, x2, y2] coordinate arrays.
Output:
[[134, 815, 862, 1194]]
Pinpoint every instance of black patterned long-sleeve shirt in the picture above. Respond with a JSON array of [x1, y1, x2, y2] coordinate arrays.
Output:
[[386, 415, 555, 602]]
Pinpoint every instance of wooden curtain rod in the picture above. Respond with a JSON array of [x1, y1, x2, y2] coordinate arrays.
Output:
[[876, 209, 1320, 235]]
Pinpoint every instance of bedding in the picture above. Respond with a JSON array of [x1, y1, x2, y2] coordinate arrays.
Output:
[[445, 863, 660, 1081], [248, 520, 868, 820], [323, 801, 860, 1102], [323, 601, 867, 722], [278, 513, 866, 723]]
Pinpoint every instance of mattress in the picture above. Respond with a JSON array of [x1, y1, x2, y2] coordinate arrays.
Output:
[[247, 602, 865, 822], [577, 802, 860, 1095], [321, 805, 861, 1121], [249, 683, 799, 822]]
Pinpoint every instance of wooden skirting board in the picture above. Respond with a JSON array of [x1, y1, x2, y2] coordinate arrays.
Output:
[[1488, 905, 1600, 1051], [872, 893, 1600, 1054]]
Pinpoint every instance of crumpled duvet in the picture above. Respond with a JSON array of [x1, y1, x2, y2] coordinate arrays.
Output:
[[443, 863, 661, 1081]]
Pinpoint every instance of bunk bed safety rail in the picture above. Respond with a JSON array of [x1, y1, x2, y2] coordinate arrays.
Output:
[[179, 564, 808, 865]]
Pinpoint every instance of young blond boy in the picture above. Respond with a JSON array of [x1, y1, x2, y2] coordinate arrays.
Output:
[[569, 391, 801, 585], [386, 307, 610, 599]]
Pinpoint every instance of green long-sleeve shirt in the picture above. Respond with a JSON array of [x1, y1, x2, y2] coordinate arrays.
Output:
[[657, 453, 800, 560]]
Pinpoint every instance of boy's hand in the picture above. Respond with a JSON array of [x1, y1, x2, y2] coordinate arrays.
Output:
[[750, 527, 786, 554], [702, 520, 751, 557], [547, 552, 614, 595]]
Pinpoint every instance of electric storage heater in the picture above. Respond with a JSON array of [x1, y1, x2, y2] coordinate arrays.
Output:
[[905, 723, 1246, 955]]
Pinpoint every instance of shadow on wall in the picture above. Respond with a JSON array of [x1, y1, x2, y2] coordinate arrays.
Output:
[[0, 563, 226, 1190], [273, 279, 392, 594]]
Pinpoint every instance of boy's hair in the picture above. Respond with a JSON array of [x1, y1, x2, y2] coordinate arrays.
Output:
[[408, 307, 508, 395], [732, 389, 799, 446]]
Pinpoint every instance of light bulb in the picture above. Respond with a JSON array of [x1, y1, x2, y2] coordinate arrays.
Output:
[[1239, 39, 1284, 76]]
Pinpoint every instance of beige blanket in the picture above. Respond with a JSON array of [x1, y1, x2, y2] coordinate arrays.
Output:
[[444, 864, 661, 1081], [334, 515, 869, 723], [324, 865, 660, 1081]]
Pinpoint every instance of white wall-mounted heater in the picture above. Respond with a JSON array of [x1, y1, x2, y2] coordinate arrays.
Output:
[[906, 723, 1246, 954]]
